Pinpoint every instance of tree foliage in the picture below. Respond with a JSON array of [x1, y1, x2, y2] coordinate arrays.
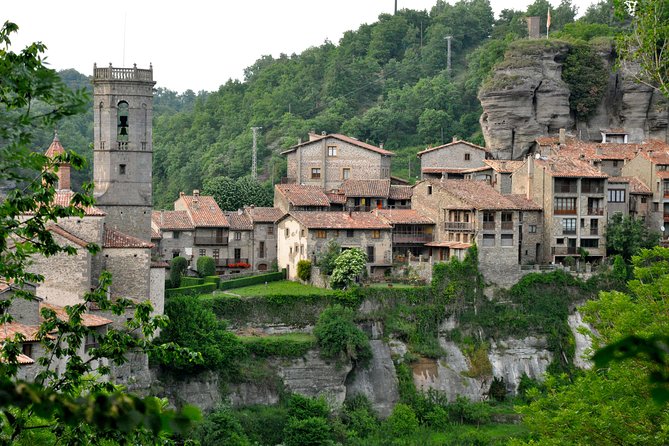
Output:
[[605, 213, 659, 259], [313, 305, 371, 363], [201, 175, 272, 211], [330, 248, 367, 290], [170, 256, 188, 288], [562, 43, 609, 119], [196, 255, 216, 277]]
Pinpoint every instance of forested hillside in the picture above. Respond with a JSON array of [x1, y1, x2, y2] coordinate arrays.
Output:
[[42, 0, 622, 209]]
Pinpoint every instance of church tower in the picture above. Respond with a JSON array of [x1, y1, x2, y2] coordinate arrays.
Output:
[[93, 64, 156, 241]]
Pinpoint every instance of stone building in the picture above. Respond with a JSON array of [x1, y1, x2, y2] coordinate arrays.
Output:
[[512, 156, 608, 263], [277, 212, 392, 280], [274, 184, 332, 213], [244, 206, 285, 272], [417, 140, 490, 180], [151, 210, 195, 260], [372, 209, 435, 262], [281, 133, 394, 191], [462, 160, 525, 195], [411, 180, 542, 274]]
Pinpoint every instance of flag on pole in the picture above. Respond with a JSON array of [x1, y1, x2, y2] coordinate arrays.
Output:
[[547, 9, 551, 37]]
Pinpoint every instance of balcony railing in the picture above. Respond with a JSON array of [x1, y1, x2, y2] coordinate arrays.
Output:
[[554, 209, 577, 215], [501, 222, 514, 231], [392, 234, 434, 244], [587, 208, 604, 216], [582, 186, 604, 194], [194, 236, 228, 245], [482, 222, 495, 230], [664, 190, 669, 198], [444, 222, 475, 232]]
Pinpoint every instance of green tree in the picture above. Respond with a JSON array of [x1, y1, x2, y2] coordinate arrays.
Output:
[[0, 21, 199, 443], [170, 256, 188, 288], [605, 213, 659, 259], [194, 406, 251, 446], [196, 255, 216, 277], [562, 42, 609, 119], [316, 240, 341, 276], [297, 259, 312, 282], [313, 305, 371, 363], [615, 0, 669, 97], [330, 248, 367, 290]]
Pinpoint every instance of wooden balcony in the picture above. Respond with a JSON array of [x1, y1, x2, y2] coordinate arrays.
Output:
[[501, 222, 514, 231], [587, 208, 604, 216], [554, 209, 577, 215], [392, 233, 434, 244], [444, 222, 475, 232], [194, 236, 228, 245]]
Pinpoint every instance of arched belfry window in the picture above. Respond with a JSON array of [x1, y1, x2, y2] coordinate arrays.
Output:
[[117, 101, 129, 141]]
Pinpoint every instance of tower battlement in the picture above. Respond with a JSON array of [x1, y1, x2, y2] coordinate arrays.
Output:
[[93, 63, 154, 83]]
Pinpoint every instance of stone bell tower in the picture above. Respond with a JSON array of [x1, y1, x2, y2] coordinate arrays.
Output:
[[93, 64, 155, 241]]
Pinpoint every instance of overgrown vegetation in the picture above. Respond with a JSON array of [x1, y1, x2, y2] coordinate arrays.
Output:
[[297, 259, 312, 282], [313, 305, 371, 363]]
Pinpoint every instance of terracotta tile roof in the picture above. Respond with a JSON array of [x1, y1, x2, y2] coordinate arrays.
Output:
[[276, 184, 331, 207], [226, 211, 253, 230], [290, 211, 392, 230], [103, 227, 153, 249], [417, 140, 488, 157], [44, 132, 66, 158], [421, 168, 469, 174], [151, 261, 170, 268], [15, 353, 35, 364], [0, 322, 40, 341], [432, 180, 541, 211], [48, 224, 90, 248], [608, 176, 652, 194], [601, 128, 627, 133], [373, 209, 434, 225], [326, 193, 347, 205], [534, 156, 608, 178], [244, 206, 285, 223], [425, 241, 472, 249], [151, 210, 195, 231], [657, 171, 669, 179], [151, 227, 162, 239], [282, 133, 394, 156], [389, 185, 413, 200], [643, 149, 669, 165], [179, 194, 229, 227], [483, 160, 525, 173], [342, 179, 391, 198], [40, 303, 112, 328], [390, 176, 410, 185], [535, 136, 561, 145], [462, 166, 493, 174], [559, 139, 669, 164], [504, 194, 543, 211], [33, 190, 106, 217]]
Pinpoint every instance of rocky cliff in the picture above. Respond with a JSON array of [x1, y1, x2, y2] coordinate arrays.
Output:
[[479, 39, 669, 159]]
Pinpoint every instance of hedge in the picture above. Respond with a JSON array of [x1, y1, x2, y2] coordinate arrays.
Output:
[[204, 275, 221, 287], [180, 277, 205, 287], [219, 270, 286, 290], [239, 334, 316, 358], [166, 283, 217, 298]]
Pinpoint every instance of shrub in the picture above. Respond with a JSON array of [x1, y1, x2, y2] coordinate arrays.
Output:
[[195, 406, 251, 446], [297, 260, 312, 282], [164, 283, 217, 298], [341, 395, 378, 438], [204, 275, 221, 287], [447, 397, 491, 426], [197, 256, 216, 277], [234, 405, 289, 446], [287, 394, 330, 420], [385, 403, 418, 437], [240, 334, 316, 358], [155, 295, 246, 376], [313, 305, 371, 363], [330, 248, 367, 290], [180, 276, 204, 287], [317, 240, 341, 276], [283, 417, 332, 446], [170, 256, 188, 288], [487, 376, 507, 402]]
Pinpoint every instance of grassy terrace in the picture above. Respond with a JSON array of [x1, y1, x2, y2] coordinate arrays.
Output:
[[226, 280, 336, 297]]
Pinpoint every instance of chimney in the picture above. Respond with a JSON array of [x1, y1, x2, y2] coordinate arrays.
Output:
[[57, 163, 71, 191], [559, 128, 566, 145], [379, 143, 384, 149], [160, 210, 164, 225], [595, 147, 602, 156], [179, 191, 185, 198], [452, 136, 457, 143], [193, 189, 200, 199], [308, 130, 319, 141]]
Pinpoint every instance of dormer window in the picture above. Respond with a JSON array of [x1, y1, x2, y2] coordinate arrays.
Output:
[[117, 101, 129, 141]]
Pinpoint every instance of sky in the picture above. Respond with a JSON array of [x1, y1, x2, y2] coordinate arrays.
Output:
[[3, 0, 597, 93]]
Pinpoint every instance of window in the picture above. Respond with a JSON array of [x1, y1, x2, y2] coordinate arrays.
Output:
[[501, 212, 513, 230], [554, 197, 577, 214], [285, 228, 289, 237], [372, 230, 381, 239], [529, 225, 537, 233], [300, 245, 304, 255], [316, 230, 327, 238], [267, 225, 274, 236], [556, 238, 564, 245], [519, 211, 523, 222], [482, 234, 495, 247], [311, 168, 321, 179], [608, 189, 626, 203], [581, 238, 599, 248], [501, 234, 514, 246], [234, 248, 241, 260], [366, 246, 375, 263], [173, 231, 180, 239], [613, 160, 619, 167], [327, 146, 337, 157], [658, 165, 669, 171], [259, 241, 265, 258], [234, 231, 242, 240], [212, 249, 219, 259], [342, 168, 351, 180], [199, 249, 206, 256], [482, 211, 495, 230], [119, 164, 126, 175], [562, 218, 577, 234], [654, 202, 660, 212], [641, 197, 647, 204], [464, 153, 471, 161], [346, 230, 354, 238], [554, 178, 577, 193], [301, 229, 305, 237], [427, 185, 432, 195], [117, 101, 129, 140], [21, 343, 33, 358], [84, 333, 98, 352]]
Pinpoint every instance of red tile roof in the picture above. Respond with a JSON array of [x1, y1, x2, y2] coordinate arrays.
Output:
[[608, 176, 652, 194], [48, 224, 90, 248], [276, 184, 331, 207], [389, 185, 413, 200], [535, 136, 561, 145], [504, 194, 543, 211], [226, 211, 253, 230], [534, 156, 608, 178], [178, 194, 229, 228], [483, 160, 525, 173], [417, 140, 488, 157], [151, 227, 162, 239], [32, 190, 106, 217], [44, 132, 66, 158], [152, 210, 195, 230], [103, 227, 153, 249], [244, 206, 285, 223], [151, 261, 170, 268], [282, 133, 394, 156], [40, 303, 112, 327], [326, 193, 347, 205], [342, 179, 391, 197], [373, 209, 434, 225], [0, 322, 40, 341], [431, 180, 542, 211], [421, 168, 469, 174], [290, 211, 392, 230], [657, 171, 669, 179]]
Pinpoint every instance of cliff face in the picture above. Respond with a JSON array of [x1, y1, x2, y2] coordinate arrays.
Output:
[[479, 40, 669, 159]]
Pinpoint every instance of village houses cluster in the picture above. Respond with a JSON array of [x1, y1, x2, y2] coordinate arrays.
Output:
[[4, 65, 669, 379]]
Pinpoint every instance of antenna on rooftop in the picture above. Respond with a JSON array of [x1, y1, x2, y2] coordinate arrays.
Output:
[[252, 126, 262, 179]]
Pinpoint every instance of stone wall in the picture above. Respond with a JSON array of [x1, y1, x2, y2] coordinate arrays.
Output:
[[419, 143, 487, 174], [103, 247, 151, 303]]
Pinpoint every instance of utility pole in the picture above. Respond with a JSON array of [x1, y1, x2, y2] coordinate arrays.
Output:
[[251, 126, 262, 179], [394, 0, 397, 14], [445, 36, 453, 76]]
